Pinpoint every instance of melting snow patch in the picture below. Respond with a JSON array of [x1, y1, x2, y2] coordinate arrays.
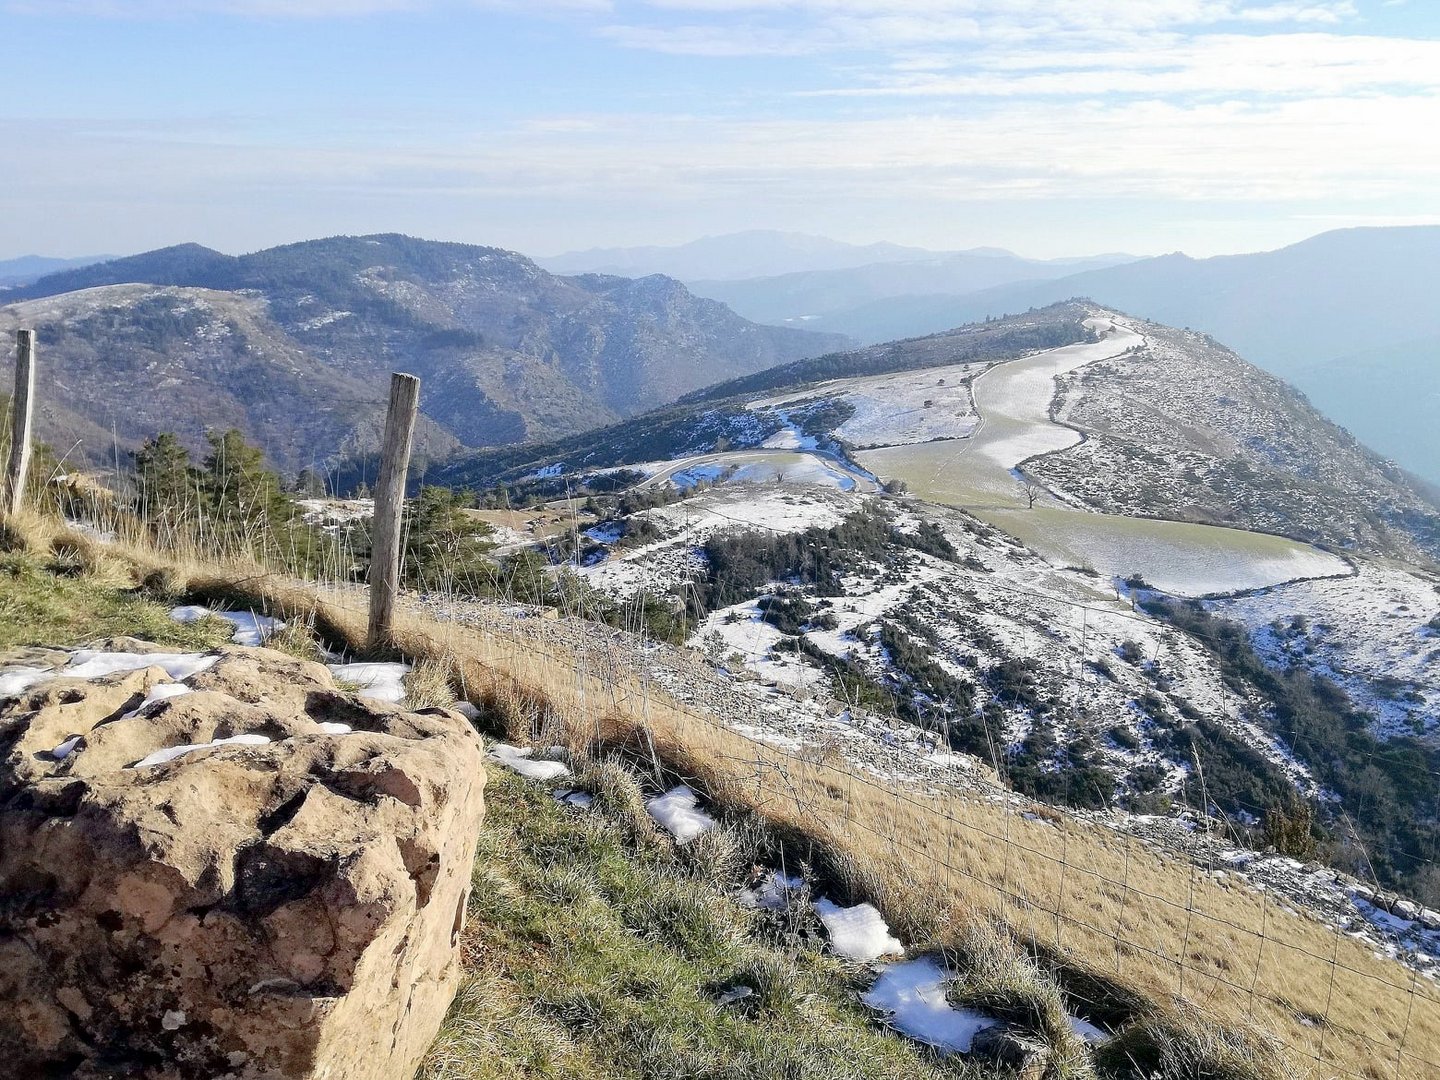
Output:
[[327, 662, 410, 704], [738, 870, 805, 910], [170, 605, 283, 647], [715, 985, 755, 1006], [316, 722, 352, 735], [553, 788, 595, 809], [0, 667, 53, 698], [815, 898, 904, 961], [861, 956, 995, 1053], [646, 785, 717, 844], [488, 743, 572, 781], [1069, 1014, 1110, 1045], [121, 681, 194, 718], [130, 733, 271, 770], [50, 735, 84, 760], [68, 651, 218, 681]]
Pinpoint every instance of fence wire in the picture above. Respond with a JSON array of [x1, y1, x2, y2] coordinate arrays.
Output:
[[293, 579, 1439, 1080]]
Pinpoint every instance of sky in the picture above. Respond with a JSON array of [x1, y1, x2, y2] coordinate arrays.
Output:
[[3, 0, 1440, 261]]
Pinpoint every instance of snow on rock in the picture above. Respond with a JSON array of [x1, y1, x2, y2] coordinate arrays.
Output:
[[129, 732, 272, 770], [327, 662, 411, 704], [120, 681, 194, 718], [317, 722, 353, 735], [860, 956, 996, 1053], [815, 898, 904, 961], [50, 735, 85, 760], [68, 651, 218, 681], [170, 604, 284, 647], [0, 667, 54, 698], [1, 642, 487, 1080], [487, 742, 572, 781], [646, 784, 717, 844]]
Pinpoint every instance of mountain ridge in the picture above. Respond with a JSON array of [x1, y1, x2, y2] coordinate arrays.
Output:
[[0, 234, 847, 473]]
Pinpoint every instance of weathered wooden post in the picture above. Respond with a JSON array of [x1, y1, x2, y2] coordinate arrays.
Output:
[[368, 372, 421, 650], [5, 329, 36, 514]]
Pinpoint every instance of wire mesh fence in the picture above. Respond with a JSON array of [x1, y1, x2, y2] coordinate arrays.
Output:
[[36, 472, 1440, 1080], [288, 575, 1440, 1080]]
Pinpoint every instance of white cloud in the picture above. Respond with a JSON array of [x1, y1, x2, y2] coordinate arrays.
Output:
[[810, 33, 1440, 97], [3, 0, 608, 16]]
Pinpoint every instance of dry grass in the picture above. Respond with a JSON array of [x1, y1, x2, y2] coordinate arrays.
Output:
[[404, 655, 461, 710], [43, 547, 1440, 1080]]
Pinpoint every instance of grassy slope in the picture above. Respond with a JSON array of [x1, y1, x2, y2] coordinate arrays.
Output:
[[424, 770, 984, 1080], [0, 551, 231, 652]]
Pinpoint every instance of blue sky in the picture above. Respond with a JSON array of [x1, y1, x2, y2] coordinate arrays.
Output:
[[4, 0, 1440, 260]]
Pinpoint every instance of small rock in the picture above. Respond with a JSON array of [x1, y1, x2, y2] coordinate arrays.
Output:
[[968, 1024, 1051, 1080]]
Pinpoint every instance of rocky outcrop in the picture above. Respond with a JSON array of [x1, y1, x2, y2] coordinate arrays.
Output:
[[0, 643, 486, 1080]]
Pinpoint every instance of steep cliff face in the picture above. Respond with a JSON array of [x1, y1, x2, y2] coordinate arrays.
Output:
[[0, 235, 848, 473]]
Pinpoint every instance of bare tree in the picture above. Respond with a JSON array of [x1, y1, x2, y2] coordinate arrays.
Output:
[[1017, 476, 1042, 509]]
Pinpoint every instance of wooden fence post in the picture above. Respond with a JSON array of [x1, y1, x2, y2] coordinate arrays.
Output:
[[368, 372, 421, 651], [5, 329, 36, 515]]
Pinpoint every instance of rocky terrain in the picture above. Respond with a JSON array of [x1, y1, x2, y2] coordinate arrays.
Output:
[[0, 235, 845, 473], [0, 640, 485, 1080]]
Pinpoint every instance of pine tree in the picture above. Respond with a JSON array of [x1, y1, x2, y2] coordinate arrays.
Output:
[[134, 433, 199, 531]]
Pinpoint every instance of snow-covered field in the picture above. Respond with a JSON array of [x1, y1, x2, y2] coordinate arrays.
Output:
[[1208, 560, 1440, 739], [752, 362, 990, 449], [578, 486, 860, 599], [632, 448, 875, 495]]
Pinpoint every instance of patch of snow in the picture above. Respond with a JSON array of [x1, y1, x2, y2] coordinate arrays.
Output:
[[815, 898, 904, 961], [169, 604, 283, 647], [67, 651, 219, 681], [129, 732, 272, 769], [488, 742, 572, 781], [327, 661, 411, 703], [861, 956, 996, 1053], [1069, 1014, 1110, 1045], [50, 735, 84, 760], [715, 985, 755, 1006], [64, 518, 116, 542], [584, 521, 625, 545], [0, 666, 54, 698], [646, 784, 717, 843], [121, 681, 194, 718], [316, 722, 352, 734], [553, 787, 595, 809], [738, 870, 805, 910]]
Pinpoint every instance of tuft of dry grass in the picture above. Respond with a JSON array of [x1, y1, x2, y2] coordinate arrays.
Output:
[[945, 920, 1096, 1079], [404, 655, 460, 710], [1095, 1001, 1300, 1080]]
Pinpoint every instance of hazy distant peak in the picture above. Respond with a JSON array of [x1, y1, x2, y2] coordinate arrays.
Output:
[[538, 230, 947, 281]]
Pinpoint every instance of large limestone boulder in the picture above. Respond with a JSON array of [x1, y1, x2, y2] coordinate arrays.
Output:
[[0, 643, 486, 1080]]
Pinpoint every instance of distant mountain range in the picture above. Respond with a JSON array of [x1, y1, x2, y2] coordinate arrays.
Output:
[[686, 250, 1137, 330], [0, 254, 116, 288], [539, 229, 1136, 283], [0, 235, 845, 474]]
